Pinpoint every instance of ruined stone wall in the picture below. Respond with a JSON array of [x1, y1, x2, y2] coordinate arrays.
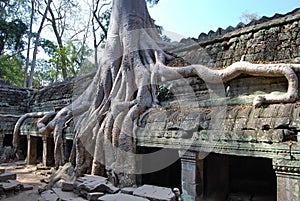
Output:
[[30, 72, 94, 112], [17, 72, 94, 139], [176, 8, 300, 68], [0, 86, 33, 147], [0, 72, 94, 147]]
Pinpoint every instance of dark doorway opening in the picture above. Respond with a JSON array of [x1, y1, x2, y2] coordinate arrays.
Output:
[[228, 155, 276, 201], [36, 137, 43, 163], [17, 135, 27, 160], [204, 153, 276, 201], [44, 137, 55, 166], [137, 147, 181, 190], [64, 139, 73, 162], [3, 134, 13, 147]]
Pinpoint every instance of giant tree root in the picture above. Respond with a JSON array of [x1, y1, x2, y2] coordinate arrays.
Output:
[[153, 53, 300, 107], [12, 111, 55, 158]]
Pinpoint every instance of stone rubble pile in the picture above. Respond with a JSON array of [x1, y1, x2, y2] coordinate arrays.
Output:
[[0, 168, 33, 199], [39, 174, 177, 201]]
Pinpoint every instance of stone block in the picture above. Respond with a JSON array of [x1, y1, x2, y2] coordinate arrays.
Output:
[[271, 117, 291, 129], [0, 173, 16, 182], [87, 192, 104, 201], [76, 175, 119, 194], [98, 193, 150, 201], [62, 181, 74, 191], [1, 180, 23, 191], [22, 184, 34, 191], [53, 187, 87, 201], [39, 189, 60, 201], [277, 104, 294, 117], [133, 185, 176, 201], [121, 187, 136, 195]]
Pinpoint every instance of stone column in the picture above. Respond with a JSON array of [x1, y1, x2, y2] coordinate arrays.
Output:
[[27, 135, 37, 165], [273, 159, 300, 201], [180, 151, 204, 201], [0, 134, 4, 149], [42, 136, 47, 166]]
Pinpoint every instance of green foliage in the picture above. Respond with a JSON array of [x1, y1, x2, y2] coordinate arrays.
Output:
[[40, 39, 92, 82], [156, 85, 173, 102], [0, 54, 24, 86], [33, 59, 58, 86], [0, 18, 27, 55], [0, 0, 28, 86], [99, 7, 111, 44]]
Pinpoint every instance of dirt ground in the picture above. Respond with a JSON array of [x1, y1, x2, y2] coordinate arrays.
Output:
[[0, 161, 51, 201]]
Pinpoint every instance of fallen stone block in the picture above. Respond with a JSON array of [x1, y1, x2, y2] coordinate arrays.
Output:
[[62, 181, 74, 191], [0, 173, 16, 182], [22, 184, 34, 191], [133, 185, 176, 201], [77, 181, 119, 194], [39, 189, 59, 201], [52, 187, 86, 201], [76, 175, 119, 194], [2, 180, 23, 191], [121, 187, 136, 195], [98, 193, 150, 201], [77, 175, 107, 183], [74, 189, 89, 199], [87, 192, 104, 201]]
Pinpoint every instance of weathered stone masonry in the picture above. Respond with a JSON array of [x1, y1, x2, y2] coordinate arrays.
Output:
[[178, 8, 300, 68], [0, 86, 32, 148], [1, 8, 300, 201]]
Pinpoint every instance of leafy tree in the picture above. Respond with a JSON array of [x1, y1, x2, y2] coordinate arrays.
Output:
[[34, 58, 57, 86], [0, 55, 23, 86], [0, 0, 28, 86], [0, 19, 27, 55], [46, 0, 90, 80], [27, 0, 52, 88], [47, 40, 92, 81]]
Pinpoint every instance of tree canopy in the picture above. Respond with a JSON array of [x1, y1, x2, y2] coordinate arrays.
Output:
[[0, 0, 165, 87]]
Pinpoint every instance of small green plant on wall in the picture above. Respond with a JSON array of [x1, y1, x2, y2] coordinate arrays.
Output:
[[156, 84, 174, 102]]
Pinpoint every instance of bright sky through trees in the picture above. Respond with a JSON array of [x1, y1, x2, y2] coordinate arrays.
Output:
[[148, 0, 300, 40]]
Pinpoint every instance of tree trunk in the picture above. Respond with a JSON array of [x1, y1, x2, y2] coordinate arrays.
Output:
[[48, 3, 68, 80], [28, 0, 52, 88], [23, 0, 34, 88], [39, 0, 163, 187]]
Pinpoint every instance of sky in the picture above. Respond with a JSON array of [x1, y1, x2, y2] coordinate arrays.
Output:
[[148, 0, 300, 41]]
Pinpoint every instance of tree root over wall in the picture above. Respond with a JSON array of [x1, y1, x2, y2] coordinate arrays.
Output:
[[12, 0, 300, 188]]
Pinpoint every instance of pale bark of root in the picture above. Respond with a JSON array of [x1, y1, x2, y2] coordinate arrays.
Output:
[[0, 114, 22, 118], [154, 56, 300, 107], [13, 111, 54, 156]]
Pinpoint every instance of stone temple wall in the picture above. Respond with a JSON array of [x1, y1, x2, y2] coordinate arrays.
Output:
[[175, 8, 300, 68], [30, 72, 94, 113], [0, 86, 33, 146], [22, 72, 94, 140], [0, 8, 300, 145], [0, 72, 94, 147]]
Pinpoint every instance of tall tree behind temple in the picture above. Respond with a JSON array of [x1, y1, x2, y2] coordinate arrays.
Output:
[[0, 0, 28, 86], [27, 0, 52, 88]]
